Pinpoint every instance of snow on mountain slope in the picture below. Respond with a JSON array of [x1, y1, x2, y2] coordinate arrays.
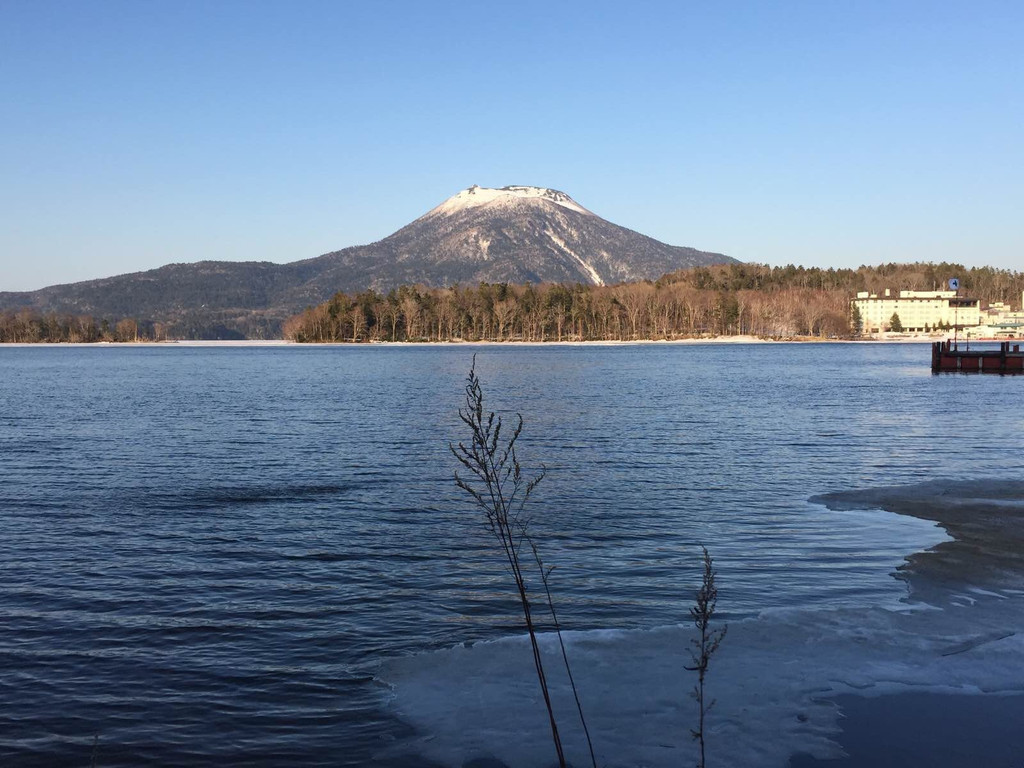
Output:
[[283, 184, 737, 301], [427, 185, 593, 217], [547, 230, 605, 286]]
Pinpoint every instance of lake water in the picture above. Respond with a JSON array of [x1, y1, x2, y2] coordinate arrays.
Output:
[[1, 343, 1022, 767]]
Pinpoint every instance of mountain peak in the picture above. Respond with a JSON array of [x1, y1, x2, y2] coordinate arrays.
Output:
[[428, 184, 593, 217], [0, 184, 736, 338]]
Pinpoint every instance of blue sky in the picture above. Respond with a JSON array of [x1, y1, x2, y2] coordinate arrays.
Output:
[[2, 0, 1021, 290]]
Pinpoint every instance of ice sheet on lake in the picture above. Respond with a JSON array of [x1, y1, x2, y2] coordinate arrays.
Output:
[[378, 480, 1024, 767], [813, 479, 1024, 597], [812, 479, 1024, 511], [379, 597, 1024, 767]]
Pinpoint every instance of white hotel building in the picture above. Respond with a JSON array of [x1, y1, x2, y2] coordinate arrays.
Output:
[[973, 294, 1024, 339], [852, 289, 981, 334]]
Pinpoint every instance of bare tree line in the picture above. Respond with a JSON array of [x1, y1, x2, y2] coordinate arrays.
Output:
[[284, 280, 857, 343], [4, 262, 1019, 343], [0, 310, 273, 342], [285, 262, 1023, 344], [0, 311, 146, 343]]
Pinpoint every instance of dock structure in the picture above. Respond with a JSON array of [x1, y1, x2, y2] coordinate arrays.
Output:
[[932, 340, 1024, 374]]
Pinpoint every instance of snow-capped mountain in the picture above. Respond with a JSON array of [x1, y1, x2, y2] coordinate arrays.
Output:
[[427, 185, 594, 216], [297, 184, 734, 295], [0, 185, 736, 337]]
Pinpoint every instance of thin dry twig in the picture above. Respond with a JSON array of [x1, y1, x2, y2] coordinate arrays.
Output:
[[450, 357, 566, 767], [684, 545, 727, 768], [529, 539, 598, 768]]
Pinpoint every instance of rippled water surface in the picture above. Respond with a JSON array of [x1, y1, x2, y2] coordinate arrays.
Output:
[[1, 343, 1021, 766]]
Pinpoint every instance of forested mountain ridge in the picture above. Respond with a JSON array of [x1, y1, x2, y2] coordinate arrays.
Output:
[[0, 185, 734, 338], [657, 261, 1024, 300]]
